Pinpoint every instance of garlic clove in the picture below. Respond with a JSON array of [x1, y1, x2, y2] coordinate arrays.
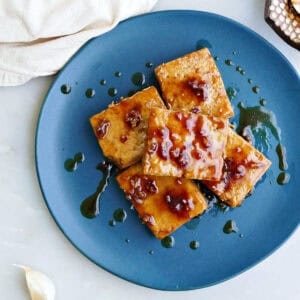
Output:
[[14, 265, 55, 300]]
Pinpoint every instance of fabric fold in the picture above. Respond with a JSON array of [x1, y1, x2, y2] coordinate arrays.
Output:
[[0, 0, 157, 86]]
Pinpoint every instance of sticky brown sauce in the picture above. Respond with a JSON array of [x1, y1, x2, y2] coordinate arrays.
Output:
[[186, 78, 210, 102], [95, 119, 110, 139], [125, 175, 159, 205], [164, 190, 195, 217], [211, 151, 265, 193], [147, 112, 223, 172]]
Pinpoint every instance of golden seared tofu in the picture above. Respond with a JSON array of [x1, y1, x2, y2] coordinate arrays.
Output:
[[143, 107, 228, 180], [90, 86, 165, 169], [155, 48, 234, 119], [202, 129, 271, 207], [117, 163, 207, 239]]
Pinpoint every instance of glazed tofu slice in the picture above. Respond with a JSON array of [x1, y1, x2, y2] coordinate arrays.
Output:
[[117, 163, 207, 239], [202, 129, 272, 207], [90, 86, 165, 169], [143, 107, 228, 181], [155, 48, 234, 119]]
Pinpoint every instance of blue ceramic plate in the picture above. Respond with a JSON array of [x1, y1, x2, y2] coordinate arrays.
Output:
[[36, 11, 300, 290]]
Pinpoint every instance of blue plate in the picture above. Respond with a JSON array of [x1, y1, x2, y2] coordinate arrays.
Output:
[[36, 11, 300, 290]]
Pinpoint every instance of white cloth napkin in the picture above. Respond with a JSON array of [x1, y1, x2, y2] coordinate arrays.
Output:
[[0, 0, 157, 86]]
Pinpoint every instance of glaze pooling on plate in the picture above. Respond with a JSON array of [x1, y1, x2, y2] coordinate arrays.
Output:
[[64, 152, 85, 172], [36, 11, 300, 290]]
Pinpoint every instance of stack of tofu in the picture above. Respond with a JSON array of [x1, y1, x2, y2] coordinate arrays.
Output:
[[90, 48, 271, 239]]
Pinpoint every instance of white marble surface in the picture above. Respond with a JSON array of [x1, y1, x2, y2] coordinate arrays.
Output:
[[0, 0, 299, 299]]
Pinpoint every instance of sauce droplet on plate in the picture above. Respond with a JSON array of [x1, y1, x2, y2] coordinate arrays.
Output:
[[223, 220, 239, 234], [259, 98, 266, 106], [237, 102, 281, 144], [189, 240, 200, 250], [131, 72, 145, 86], [86, 88, 95, 98], [226, 87, 237, 100], [113, 208, 127, 223], [74, 152, 85, 163], [64, 152, 85, 172], [145, 62, 153, 68], [80, 161, 113, 219], [276, 144, 288, 171], [252, 86, 260, 94], [225, 59, 234, 66], [108, 220, 116, 227], [108, 87, 118, 97], [277, 172, 290, 185], [161, 236, 175, 248], [64, 159, 77, 172], [61, 84, 71, 94]]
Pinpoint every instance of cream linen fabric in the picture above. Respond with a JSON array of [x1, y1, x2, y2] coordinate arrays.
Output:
[[0, 0, 157, 86]]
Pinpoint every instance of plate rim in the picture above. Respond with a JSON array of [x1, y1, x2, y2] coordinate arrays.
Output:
[[35, 10, 300, 291]]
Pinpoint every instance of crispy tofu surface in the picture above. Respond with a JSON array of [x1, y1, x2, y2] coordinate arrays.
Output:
[[202, 129, 271, 207], [143, 107, 228, 180], [90, 87, 165, 169], [155, 48, 234, 118], [117, 164, 207, 239]]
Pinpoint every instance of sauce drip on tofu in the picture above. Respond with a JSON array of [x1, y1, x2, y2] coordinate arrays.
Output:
[[120, 135, 128, 143], [148, 112, 224, 173], [190, 107, 200, 113], [155, 127, 173, 160], [186, 78, 209, 102], [95, 119, 110, 139], [218, 154, 265, 193], [164, 190, 195, 217], [125, 109, 142, 128], [126, 175, 159, 204], [80, 161, 113, 218], [142, 214, 156, 226]]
